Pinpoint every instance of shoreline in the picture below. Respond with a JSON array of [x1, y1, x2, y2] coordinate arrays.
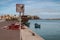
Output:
[[21, 25, 44, 40]]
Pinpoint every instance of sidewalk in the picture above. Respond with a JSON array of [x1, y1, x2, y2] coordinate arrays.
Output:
[[21, 26, 44, 40]]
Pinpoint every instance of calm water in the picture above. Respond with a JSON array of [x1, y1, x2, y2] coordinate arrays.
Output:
[[28, 20, 60, 40]]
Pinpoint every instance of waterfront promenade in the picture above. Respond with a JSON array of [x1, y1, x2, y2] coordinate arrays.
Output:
[[0, 20, 44, 40], [21, 25, 44, 40], [0, 21, 20, 40]]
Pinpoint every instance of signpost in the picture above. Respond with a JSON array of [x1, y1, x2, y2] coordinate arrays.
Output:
[[16, 4, 24, 15], [16, 4, 24, 40]]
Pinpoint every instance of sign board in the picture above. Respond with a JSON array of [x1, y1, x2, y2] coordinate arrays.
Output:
[[16, 4, 24, 13]]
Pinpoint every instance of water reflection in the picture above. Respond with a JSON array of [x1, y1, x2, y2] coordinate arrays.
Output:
[[28, 20, 60, 40]]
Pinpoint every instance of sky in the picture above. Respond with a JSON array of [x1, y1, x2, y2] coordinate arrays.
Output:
[[0, 0, 60, 19]]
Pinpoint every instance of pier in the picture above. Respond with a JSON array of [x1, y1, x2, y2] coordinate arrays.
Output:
[[0, 21, 44, 40], [21, 25, 44, 40]]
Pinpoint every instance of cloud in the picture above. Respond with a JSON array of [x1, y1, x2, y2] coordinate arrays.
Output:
[[24, 0, 60, 15], [0, 2, 17, 15], [0, 0, 13, 5]]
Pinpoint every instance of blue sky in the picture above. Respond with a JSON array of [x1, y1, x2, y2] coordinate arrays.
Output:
[[0, 0, 60, 19]]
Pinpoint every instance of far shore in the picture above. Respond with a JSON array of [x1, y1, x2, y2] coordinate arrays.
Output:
[[29, 19, 60, 20]]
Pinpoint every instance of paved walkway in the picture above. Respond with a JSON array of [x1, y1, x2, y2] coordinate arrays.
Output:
[[0, 20, 5, 22], [21, 26, 44, 40], [0, 21, 44, 40], [0, 21, 20, 40]]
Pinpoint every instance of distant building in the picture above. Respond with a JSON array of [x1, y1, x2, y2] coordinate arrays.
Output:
[[31, 16, 40, 19]]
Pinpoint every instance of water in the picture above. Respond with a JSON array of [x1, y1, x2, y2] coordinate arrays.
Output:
[[28, 20, 60, 40]]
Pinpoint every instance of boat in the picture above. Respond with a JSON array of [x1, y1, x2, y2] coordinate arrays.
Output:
[[35, 23, 40, 28]]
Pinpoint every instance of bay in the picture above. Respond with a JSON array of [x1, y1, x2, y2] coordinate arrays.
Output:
[[28, 20, 60, 40]]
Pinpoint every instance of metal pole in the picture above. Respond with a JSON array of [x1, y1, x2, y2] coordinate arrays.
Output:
[[19, 12, 22, 40]]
